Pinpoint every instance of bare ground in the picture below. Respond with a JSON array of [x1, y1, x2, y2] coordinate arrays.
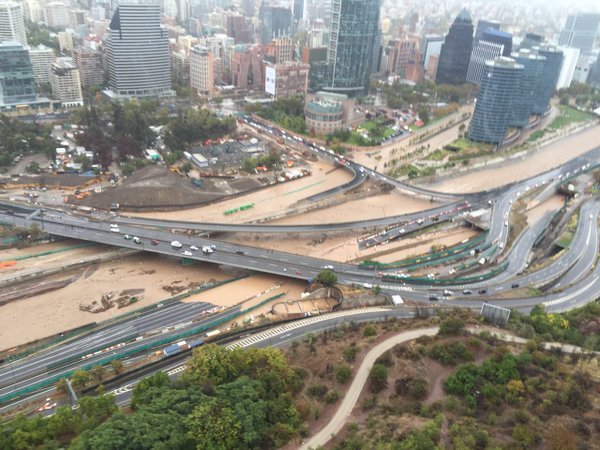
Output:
[[0, 253, 231, 350]]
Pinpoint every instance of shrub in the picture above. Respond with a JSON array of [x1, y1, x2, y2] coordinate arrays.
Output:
[[335, 365, 352, 384], [369, 364, 388, 393], [363, 324, 377, 337], [407, 379, 429, 400], [324, 390, 340, 404], [375, 350, 393, 367], [343, 345, 358, 362], [439, 317, 466, 336], [306, 384, 328, 399]]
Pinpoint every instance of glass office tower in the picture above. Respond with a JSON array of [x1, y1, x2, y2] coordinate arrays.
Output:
[[469, 57, 523, 145]]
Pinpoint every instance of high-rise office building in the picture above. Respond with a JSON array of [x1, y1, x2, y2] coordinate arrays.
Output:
[[466, 40, 504, 86], [104, 0, 172, 99], [171, 49, 189, 86], [292, 0, 304, 28], [520, 32, 543, 50], [558, 13, 600, 51], [510, 49, 546, 128], [22, 0, 43, 23], [469, 57, 523, 145], [532, 43, 563, 115], [588, 55, 600, 89], [481, 29, 512, 57], [467, 28, 513, 86], [28, 44, 55, 84], [265, 35, 294, 64], [264, 61, 309, 97], [435, 9, 473, 85], [68, 9, 87, 28], [385, 35, 420, 77], [259, 3, 292, 45], [50, 57, 83, 106], [556, 47, 580, 90], [473, 19, 500, 44], [44, 2, 69, 28], [226, 12, 253, 44], [421, 35, 443, 69], [0, 41, 37, 107], [241, 0, 255, 18], [230, 44, 263, 89], [0, 1, 26, 47], [313, 0, 380, 96], [72, 46, 103, 87], [190, 44, 214, 95]]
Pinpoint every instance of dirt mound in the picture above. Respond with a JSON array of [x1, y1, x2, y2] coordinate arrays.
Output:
[[81, 166, 264, 211], [82, 165, 223, 211]]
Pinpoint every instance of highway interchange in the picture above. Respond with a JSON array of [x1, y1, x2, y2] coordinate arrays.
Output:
[[1, 118, 600, 411]]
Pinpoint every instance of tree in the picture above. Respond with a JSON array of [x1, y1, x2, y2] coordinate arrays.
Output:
[[316, 269, 337, 286], [90, 365, 105, 384], [55, 378, 68, 394], [185, 344, 239, 386], [186, 398, 241, 450], [243, 157, 257, 173], [417, 107, 430, 124], [110, 360, 123, 375], [180, 161, 193, 174], [217, 377, 268, 448], [25, 161, 41, 174], [120, 162, 135, 177], [71, 369, 90, 390], [369, 363, 388, 393]]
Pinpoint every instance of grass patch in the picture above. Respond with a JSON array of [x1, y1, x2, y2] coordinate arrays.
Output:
[[548, 105, 593, 130]]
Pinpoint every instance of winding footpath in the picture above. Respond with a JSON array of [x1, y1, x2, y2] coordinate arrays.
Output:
[[300, 326, 595, 450]]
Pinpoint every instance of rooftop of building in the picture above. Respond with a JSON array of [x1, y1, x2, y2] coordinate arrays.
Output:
[[482, 28, 512, 39], [53, 57, 76, 69], [486, 56, 524, 69], [0, 41, 26, 50], [512, 49, 546, 61], [456, 8, 472, 23]]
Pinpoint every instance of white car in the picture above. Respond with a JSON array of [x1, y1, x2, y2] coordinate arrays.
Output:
[[110, 227, 120, 233], [171, 241, 183, 248], [323, 264, 334, 270], [190, 245, 199, 251], [110, 223, 118, 228], [181, 250, 193, 256]]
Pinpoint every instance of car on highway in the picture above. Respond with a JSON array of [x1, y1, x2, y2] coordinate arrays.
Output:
[[429, 295, 438, 301], [171, 241, 183, 248], [478, 289, 487, 294], [443, 289, 453, 296], [504, 221, 508, 227], [110, 227, 120, 233], [123, 234, 132, 240], [295, 270, 302, 275], [511, 283, 520, 289], [236, 250, 245, 255], [132, 236, 141, 244], [181, 250, 193, 256], [323, 264, 334, 270], [110, 223, 118, 228], [462, 289, 472, 295], [190, 245, 199, 251], [150, 239, 159, 246]]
